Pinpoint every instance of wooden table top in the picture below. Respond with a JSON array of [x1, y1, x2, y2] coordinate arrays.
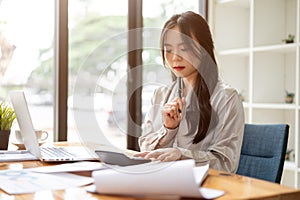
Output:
[[1, 142, 300, 200]]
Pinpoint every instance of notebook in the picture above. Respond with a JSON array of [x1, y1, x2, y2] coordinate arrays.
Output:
[[9, 91, 98, 162]]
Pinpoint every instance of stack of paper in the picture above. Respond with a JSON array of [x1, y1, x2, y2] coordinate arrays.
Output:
[[0, 170, 94, 194], [92, 159, 225, 199], [0, 150, 38, 161], [0, 161, 105, 194]]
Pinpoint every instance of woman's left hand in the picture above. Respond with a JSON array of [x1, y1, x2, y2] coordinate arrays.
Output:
[[134, 148, 182, 162]]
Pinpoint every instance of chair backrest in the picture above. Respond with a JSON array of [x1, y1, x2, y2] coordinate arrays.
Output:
[[236, 124, 289, 183]]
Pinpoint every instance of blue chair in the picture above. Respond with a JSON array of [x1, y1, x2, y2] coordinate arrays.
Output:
[[236, 124, 289, 183]]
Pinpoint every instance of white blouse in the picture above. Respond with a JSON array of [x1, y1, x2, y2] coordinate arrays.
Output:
[[139, 79, 245, 173]]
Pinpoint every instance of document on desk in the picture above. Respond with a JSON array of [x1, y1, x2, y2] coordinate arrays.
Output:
[[28, 161, 106, 173], [0, 170, 94, 194], [92, 159, 225, 199], [0, 150, 38, 161]]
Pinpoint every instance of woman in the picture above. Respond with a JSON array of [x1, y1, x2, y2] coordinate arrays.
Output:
[[134, 11, 244, 173]]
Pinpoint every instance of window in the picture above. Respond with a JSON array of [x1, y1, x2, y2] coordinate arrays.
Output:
[[0, 0, 55, 143], [68, 0, 128, 149], [142, 0, 201, 118], [1, 0, 204, 150], [66, 0, 202, 150]]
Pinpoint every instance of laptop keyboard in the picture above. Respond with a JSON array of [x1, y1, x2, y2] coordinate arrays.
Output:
[[41, 147, 75, 158]]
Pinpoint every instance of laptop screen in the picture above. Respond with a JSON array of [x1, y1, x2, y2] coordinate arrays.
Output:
[[10, 91, 42, 158]]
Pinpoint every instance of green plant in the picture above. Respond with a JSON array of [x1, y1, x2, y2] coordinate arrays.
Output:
[[0, 101, 16, 130], [286, 90, 295, 98], [282, 34, 295, 43], [285, 90, 295, 104]]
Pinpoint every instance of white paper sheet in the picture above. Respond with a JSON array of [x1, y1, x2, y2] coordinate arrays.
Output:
[[193, 164, 209, 186], [92, 159, 224, 199], [0, 170, 94, 194], [0, 150, 38, 161], [28, 161, 106, 173]]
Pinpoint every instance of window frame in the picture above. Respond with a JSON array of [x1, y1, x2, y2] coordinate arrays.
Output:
[[54, 0, 68, 141]]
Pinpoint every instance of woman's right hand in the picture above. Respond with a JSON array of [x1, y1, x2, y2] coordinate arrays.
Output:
[[162, 97, 185, 129]]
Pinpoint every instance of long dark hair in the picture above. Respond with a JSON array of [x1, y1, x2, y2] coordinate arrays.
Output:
[[160, 11, 218, 144]]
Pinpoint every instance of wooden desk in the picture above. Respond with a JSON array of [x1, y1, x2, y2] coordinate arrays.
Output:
[[1, 144, 300, 200]]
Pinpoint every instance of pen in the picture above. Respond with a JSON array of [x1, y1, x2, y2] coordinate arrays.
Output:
[[178, 77, 182, 99], [177, 77, 182, 113]]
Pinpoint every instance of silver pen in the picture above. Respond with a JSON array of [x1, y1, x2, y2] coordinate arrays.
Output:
[[177, 77, 182, 113]]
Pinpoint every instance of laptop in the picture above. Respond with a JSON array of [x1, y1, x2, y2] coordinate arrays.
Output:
[[9, 91, 98, 162]]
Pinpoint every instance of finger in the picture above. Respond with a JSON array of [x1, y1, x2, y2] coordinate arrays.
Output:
[[167, 99, 183, 115], [157, 152, 179, 162], [164, 104, 177, 111], [144, 151, 162, 160], [163, 106, 174, 116], [170, 107, 177, 118], [163, 106, 177, 118], [161, 155, 175, 162], [164, 101, 182, 115], [164, 101, 177, 107], [175, 113, 180, 121], [181, 97, 186, 105], [169, 99, 182, 114], [157, 153, 170, 161], [133, 151, 149, 158], [164, 105, 176, 113]]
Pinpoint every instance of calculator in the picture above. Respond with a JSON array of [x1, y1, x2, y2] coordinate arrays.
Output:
[[95, 150, 151, 166]]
